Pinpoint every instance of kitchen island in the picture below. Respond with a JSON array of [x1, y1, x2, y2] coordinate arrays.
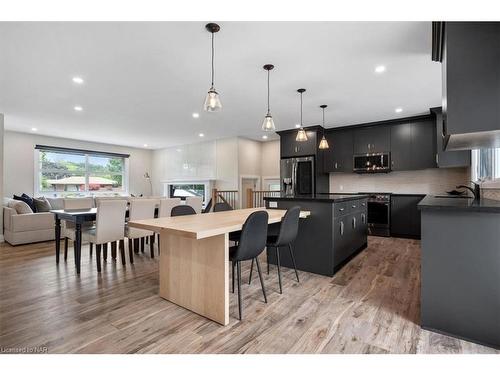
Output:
[[418, 195, 500, 349], [264, 194, 368, 276]]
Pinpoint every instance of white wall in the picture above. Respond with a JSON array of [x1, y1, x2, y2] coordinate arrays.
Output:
[[3, 131, 153, 198], [216, 138, 239, 191], [0, 115, 4, 240], [260, 140, 280, 179], [329, 168, 469, 195], [238, 138, 262, 178]]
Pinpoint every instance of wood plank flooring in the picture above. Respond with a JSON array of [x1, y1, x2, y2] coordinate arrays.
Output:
[[0, 236, 497, 354]]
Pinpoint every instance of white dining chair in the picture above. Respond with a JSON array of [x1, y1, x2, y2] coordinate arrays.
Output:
[[62, 197, 95, 261], [185, 196, 203, 214], [125, 199, 157, 261], [82, 199, 128, 272]]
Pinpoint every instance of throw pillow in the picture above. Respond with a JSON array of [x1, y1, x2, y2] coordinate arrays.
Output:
[[11, 200, 34, 214], [13, 194, 36, 212], [33, 197, 52, 212]]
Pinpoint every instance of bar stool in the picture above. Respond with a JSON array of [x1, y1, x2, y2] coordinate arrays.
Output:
[[213, 202, 232, 212], [230, 210, 269, 320], [249, 206, 301, 294]]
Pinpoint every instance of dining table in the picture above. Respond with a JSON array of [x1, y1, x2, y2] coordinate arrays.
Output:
[[128, 207, 310, 325]]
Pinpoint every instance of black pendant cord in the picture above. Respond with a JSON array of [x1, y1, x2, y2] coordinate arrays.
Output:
[[267, 69, 270, 114], [322, 107, 325, 127], [300, 92, 303, 126], [211, 32, 215, 87]]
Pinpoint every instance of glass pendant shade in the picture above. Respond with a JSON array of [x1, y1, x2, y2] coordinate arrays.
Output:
[[262, 113, 275, 131], [204, 88, 222, 112], [296, 128, 308, 142], [318, 135, 329, 149]]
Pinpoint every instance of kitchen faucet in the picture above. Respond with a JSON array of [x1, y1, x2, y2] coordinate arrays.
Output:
[[456, 181, 481, 200]]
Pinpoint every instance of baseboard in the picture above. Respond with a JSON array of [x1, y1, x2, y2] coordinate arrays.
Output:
[[0, 234, 4, 243], [421, 325, 500, 350]]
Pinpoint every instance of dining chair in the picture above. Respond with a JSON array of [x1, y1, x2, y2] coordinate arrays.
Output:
[[202, 198, 213, 213], [248, 206, 301, 294], [125, 199, 157, 262], [62, 197, 95, 261], [159, 198, 181, 218], [185, 196, 203, 214], [230, 210, 269, 320], [171, 205, 196, 217], [82, 199, 128, 272], [213, 202, 233, 212]]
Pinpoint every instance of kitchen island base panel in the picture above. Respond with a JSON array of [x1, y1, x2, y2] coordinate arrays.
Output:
[[159, 229, 229, 326]]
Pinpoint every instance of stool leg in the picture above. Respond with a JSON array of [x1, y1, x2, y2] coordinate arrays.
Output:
[[276, 246, 282, 294], [140, 237, 145, 253], [96, 244, 102, 273], [232, 261, 235, 293], [248, 258, 254, 285], [267, 248, 270, 275], [255, 257, 267, 303], [119, 239, 126, 265], [111, 241, 117, 260], [288, 243, 300, 283], [90, 243, 93, 257], [128, 239, 134, 264], [237, 261, 242, 320]]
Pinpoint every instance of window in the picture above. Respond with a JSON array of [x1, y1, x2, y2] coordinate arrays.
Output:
[[35, 146, 129, 196], [169, 183, 206, 200], [471, 148, 500, 181]]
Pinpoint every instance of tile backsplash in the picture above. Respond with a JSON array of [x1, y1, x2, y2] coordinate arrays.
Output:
[[329, 168, 470, 195]]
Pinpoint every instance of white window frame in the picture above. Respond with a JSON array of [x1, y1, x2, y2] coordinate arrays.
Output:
[[471, 148, 500, 181], [34, 149, 129, 197], [163, 180, 212, 204]]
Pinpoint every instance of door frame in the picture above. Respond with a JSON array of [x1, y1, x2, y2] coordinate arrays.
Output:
[[239, 175, 261, 209]]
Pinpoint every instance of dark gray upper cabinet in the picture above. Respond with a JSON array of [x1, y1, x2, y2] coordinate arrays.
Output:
[[441, 22, 500, 150], [390, 119, 437, 171], [353, 126, 390, 154], [323, 129, 353, 172], [280, 129, 317, 158], [410, 119, 437, 170], [431, 107, 470, 168], [390, 123, 412, 171]]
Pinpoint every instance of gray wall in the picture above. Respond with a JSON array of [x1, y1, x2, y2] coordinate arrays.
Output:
[[3, 130, 153, 198]]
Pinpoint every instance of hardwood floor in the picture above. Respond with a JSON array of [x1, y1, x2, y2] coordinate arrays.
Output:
[[0, 236, 497, 354]]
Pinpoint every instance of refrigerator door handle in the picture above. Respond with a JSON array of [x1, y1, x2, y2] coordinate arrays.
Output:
[[292, 161, 297, 195]]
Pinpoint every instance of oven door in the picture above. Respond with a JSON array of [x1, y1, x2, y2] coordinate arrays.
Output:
[[367, 201, 390, 226]]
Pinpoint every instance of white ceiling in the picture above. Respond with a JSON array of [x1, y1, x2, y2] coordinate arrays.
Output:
[[0, 22, 441, 149]]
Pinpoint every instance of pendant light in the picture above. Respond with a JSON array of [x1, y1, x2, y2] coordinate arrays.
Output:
[[203, 23, 222, 112], [318, 105, 330, 149], [262, 64, 276, 131], [296, 89, 308, 142]]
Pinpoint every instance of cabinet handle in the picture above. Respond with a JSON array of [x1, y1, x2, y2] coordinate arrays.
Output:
[[340, 221, 344, 236], [352, 205, 356, 208], [334, 162, 338, 169], [352, 217, 356, 229], [436, 153, 439, 165], [338, 207, 344, 212], [361, 213, 366, 224], [367, 143, 370, 150]]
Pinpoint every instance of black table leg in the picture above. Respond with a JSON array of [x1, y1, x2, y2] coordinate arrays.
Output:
[[75, 222, 82, 275], [55, 217, 61, 264]]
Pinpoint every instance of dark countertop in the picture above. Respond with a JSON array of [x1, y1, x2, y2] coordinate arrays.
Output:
[[263, 193, 369, 203], [418, 195, 500, 213]]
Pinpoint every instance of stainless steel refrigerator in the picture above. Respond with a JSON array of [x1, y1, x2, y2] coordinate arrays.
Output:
[[280, 156, 315, 196]]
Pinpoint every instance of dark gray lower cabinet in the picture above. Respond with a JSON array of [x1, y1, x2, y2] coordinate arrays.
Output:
[[265, 197, 367, 276], [390, 195, 424, 238]]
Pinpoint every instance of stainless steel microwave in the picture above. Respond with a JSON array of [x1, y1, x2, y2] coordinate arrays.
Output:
[[353, 153, 391, 173]]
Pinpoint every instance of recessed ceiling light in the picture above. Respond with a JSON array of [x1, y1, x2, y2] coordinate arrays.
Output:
[[31, 127, 38, 132], [72, 77, 84, 84], [143, 144, 148, 147], [192, 113, 200, 118], [295, 124, 301, 128], [375, 65, 386, 74], [199, 133, 204, 137], [395, 107, 403, 113], [262, 135, 268, 140], [74, 106, 83, 111]]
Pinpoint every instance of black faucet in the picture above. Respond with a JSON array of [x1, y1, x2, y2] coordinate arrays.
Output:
[[456, 181, 481, 200]]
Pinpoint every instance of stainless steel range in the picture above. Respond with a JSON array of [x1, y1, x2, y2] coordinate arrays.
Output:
[[358, 192, 392, 237]]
